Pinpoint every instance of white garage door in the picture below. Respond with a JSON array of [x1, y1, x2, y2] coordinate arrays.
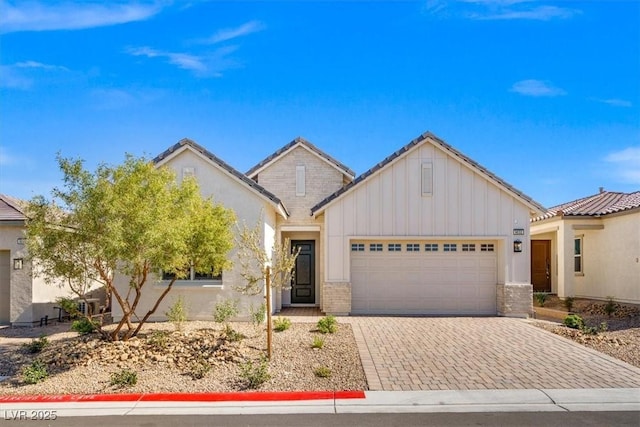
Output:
[[350, 241, 497, 315]]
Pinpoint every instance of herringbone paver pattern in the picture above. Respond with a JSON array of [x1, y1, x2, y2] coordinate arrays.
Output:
[[343, 317, 640, 391]]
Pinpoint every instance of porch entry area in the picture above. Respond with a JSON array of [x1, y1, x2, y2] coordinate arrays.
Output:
[[531, 240, 551, 292], [291, 240, 315, 304]]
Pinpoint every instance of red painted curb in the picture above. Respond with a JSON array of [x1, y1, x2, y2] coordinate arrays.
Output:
[[0, 390, 366, 403]]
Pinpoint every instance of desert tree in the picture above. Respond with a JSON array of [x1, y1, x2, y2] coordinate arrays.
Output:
[[26, 154, 235, 341], [234, 219, 299, 358]]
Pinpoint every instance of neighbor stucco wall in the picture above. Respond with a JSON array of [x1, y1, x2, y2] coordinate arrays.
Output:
[[111, 148, 279, 322], [0, 225, 32, 324], [323, 141, 533, 286]]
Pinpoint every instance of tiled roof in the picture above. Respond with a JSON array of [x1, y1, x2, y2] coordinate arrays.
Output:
[[531, 190, 640, 222], [154, 138, 289, 218], [246, 137, 356, 179], [311, 131, 545, 215], [0, 194, 27, 221]]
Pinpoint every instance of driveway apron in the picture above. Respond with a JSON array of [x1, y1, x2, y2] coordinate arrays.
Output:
[[344, 317, 640, 391]]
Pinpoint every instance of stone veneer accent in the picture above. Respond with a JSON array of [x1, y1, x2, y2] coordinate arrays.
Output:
[[497, 283, 533, 318], [322, 282, 351, 315]]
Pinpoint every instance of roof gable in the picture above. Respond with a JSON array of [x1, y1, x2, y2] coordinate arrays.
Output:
[[532, 190, 640, 222], [311, 131, 545, 215], [154, 138, 289, 218], [246, 137, 355, 180], [0, 194, 27, 221]]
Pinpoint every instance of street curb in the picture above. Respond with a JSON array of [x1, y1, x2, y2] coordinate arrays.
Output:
[[0, 390, 365, 404]]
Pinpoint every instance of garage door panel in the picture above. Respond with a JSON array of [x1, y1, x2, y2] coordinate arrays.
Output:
[[351, 242, 497, 315]]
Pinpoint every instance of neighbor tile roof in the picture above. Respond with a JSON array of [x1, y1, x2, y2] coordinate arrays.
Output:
[[311, 131, 545, 215], [0, 194, 27, 221], [246, 136, 356, 179], [154, 138, 289, 217], [531, 190, 640, 222]]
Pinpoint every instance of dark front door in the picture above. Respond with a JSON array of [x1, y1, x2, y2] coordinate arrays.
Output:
[[291, 241, 315, 304], [531, 240, 551, 292]]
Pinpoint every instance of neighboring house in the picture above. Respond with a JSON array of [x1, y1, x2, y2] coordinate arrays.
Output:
[[113, 131, 545, 321], [530, 189, 640, 304], [0, 195, 95, 326]]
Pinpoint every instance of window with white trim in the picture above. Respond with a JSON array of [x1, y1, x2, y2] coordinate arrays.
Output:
[[444, 243, 457, 252], [462, 243, 476, 252], [425, 243, 438, 252], [480, 243, 495, 252], [296, 165, 306, 196], [422, 162, 433, 196], [388, 243, 402, 252], [574, 237, 583, 273], [163, 266, 222, 282], [406, 243, 420, 252], [351, 243, 365, 252], [370, 243, 383, 252]]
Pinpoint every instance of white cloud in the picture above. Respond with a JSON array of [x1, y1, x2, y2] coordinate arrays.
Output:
[[605, 147, 640, 184], [425, 0, 580, 21], [90, 87, 164, 110], [15, 60, 69, 71], [127, 45, 239, 77], [201, 20, 265, 44], [596, 98, 633, 108], [510, 79, 566, 97], [0, 0, 164, 34], [0, 60, 69, 90]]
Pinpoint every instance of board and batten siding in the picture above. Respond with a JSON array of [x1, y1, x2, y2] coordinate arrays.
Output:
[[324, 141, 532, 285]]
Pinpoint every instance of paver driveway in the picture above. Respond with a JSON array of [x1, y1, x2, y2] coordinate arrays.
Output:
[[344, 317, 640, 391]]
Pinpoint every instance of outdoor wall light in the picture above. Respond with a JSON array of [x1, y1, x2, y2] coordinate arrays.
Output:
[[13, 258, 23, 270], [513, 240, 523, 253]]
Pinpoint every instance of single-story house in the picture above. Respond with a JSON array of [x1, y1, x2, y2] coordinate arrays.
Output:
[[530, 189, 640, 304], [0, 195, 104, 326], [113, 131, 545, 321]]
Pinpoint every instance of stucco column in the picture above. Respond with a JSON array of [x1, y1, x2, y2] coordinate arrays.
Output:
[[557, 221, 574, 298]]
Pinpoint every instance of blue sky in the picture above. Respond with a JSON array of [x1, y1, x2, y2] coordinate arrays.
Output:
[[1, 0, 638, 208]]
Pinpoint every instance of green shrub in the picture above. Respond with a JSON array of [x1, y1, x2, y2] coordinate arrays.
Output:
[[314, 366, 331, 378], [71, 317, 98, 334], [22, 360, 48, 384], [23, 335, 49, 354], [147, 330, 170, 349], [311, 335, 324, 349], [563, 314, 584, 330], [249, 303, 266, 327], [189, 359, 211, 380], [599, 321, 608, 332], [166, 295, 188, 331], [317, 315, 337, 334], [110, 369, 138, 388], [239, 358, 271, 389], [56, 297, 80, 319], [604, 296, 617, 317], [563, 297, 575, 312], [273, 317, 292, 332], [213, 299, 239, 324], [533, 292, 548, 307], [223, 324, 245, 342]]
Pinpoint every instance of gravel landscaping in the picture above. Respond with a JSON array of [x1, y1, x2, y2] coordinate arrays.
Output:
[[0, 319, 367, 395]]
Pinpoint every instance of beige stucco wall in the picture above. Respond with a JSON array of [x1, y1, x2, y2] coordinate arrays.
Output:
[[531, 211, 640, 303], [111, 147, 278, 322], [323, 141, 534, 287]]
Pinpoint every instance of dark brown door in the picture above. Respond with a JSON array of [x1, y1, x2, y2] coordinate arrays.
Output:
[[531, 240, 551, 292], [291, 241, 315, 304]]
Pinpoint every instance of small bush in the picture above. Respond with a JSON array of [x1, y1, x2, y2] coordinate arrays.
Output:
[[56, 297, 80, 319], [249, 303, 266, 327], [224, 324, 245, 342], [240, 358, 271, 389], [147, 330, 170, 349], [110, 369, 138, 388], [317, 315, 337, 334], [604, 296, 617, 317], [166, 295, 188, 331], [311, 335, 324, 349], [23, 335, 49, 354], [599, 321, 608, 332], [71, 317, 98, 334], [273, 317, 292, 332], [563, 314, 584, 330], [22, 360, 48, 384], [314, 366, 332, 378], [533, 292, 548, 307], [213, 299, 239, 324], [563, 297, 575, 312], [189, 359, 211, 380]]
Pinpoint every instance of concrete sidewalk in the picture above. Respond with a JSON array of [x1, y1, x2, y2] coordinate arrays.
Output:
[[1, 389, 638, 417]]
